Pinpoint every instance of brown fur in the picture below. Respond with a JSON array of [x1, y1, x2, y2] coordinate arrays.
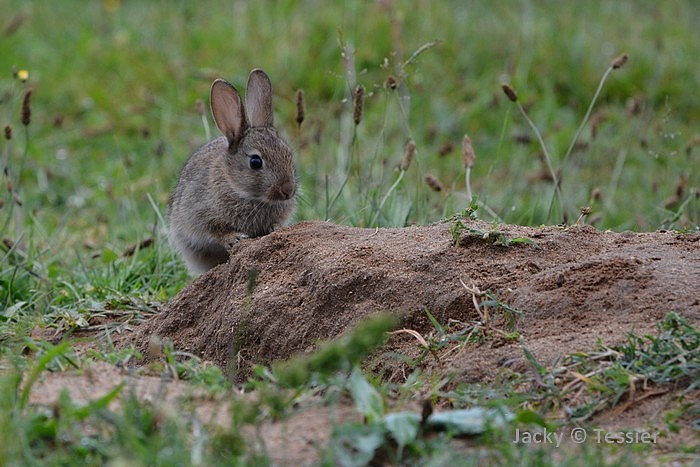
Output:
[[169, 70, 297, 274]]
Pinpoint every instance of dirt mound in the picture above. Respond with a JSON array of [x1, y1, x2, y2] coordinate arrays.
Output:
[[127, 219, 699, 381]]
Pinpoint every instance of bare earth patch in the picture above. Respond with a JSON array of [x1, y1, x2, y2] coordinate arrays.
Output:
[[128, 219, 698, 380], [32, 219, 699, 463]]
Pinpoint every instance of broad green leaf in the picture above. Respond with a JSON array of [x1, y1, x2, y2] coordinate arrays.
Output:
[[383, 412, 420, 448], [427, 407, 512, 435], [348, 367, 384, 422], [330, 424, 385, 467]]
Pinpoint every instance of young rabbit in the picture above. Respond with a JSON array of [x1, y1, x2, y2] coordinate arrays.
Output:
[[169, 69, 297, 274]]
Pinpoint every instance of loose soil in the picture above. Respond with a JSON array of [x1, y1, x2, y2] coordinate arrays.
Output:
[[129, 219, 699, 381], [31, 219, 700, 463]]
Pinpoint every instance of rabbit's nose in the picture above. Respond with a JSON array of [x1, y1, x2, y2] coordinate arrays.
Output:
[[280, 180, 296, 199], [269, 180, 296, 201]]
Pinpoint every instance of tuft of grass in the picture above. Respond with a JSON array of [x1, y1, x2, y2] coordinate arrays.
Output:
[[266, 313, 397, 389], [518, 312, 699, 423], [451, 222, 537, 248]]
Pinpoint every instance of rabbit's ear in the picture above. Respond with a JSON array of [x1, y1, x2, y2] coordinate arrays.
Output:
[[211, 79, 247, 147], [245, 69, 274, 127]]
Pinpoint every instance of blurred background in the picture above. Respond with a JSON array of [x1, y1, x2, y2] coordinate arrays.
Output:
[[1, 0, 698, 280]]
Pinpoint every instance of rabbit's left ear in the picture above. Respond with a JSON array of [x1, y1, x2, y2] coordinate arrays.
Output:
[[245, 69, 274, 127], [211, 79, 247, 147]]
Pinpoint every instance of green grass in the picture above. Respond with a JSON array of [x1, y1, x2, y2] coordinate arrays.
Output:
[[1, 310, 696, 465], [1, 0, 699, 464]]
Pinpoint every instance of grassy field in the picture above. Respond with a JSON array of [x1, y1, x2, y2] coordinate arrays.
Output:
[[1, 0, 698, 464]]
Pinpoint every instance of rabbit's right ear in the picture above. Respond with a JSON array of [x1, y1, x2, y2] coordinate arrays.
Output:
[[245, 69, 274, 127], [210, 79, 248, 147]]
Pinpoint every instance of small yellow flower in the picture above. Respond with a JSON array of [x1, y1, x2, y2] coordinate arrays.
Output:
[[17, 69, 29, 82]]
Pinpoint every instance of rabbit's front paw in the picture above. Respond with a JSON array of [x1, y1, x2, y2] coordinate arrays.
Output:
[[223, 232, 249, 251]]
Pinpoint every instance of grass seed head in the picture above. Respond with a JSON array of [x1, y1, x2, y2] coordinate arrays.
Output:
[[400, 138, 416, 171], [3, 124, 11, 140], [437, 142, 454, 156], [685, 134, 700, 155], [626, 95, 643, 116], [611, 52, 629, 69], [590, 110, 609, 139], [195, 99, 205, 116], [424, 174, 444, 192], [675, 174, 688, 197], [296, 89, 305, 125], [2, 236, 15, 249], [575, 206, 592, 226], [352, 84, 365, 125], [501, 83, 518, 102], [21, 88, 32, 126], [462, 134, 476, 168]]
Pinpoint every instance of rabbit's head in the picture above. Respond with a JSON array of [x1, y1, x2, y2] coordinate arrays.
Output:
[[211, 69, 296, 203]]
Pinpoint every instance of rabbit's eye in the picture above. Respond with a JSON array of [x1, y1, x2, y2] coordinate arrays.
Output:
[[249, 154, 263, 170]]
